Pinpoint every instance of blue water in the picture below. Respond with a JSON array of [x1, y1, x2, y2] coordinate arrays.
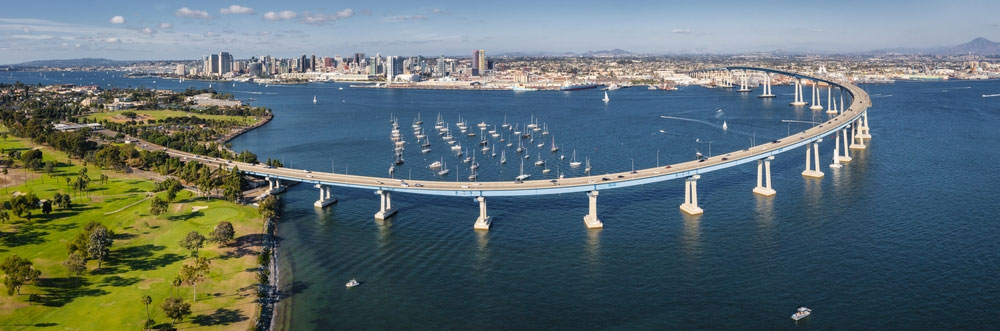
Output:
[[5, 72, 999, 330]]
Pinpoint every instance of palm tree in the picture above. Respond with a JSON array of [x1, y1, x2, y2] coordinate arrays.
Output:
[[141, 294, 152, 329]]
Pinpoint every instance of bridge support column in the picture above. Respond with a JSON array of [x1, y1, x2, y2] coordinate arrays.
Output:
[[374, 190, 397, 220], [838, 128, 853, 163], [810, 82, 824, 110], [583, 191, 603, 228], [858, 111, 872, 139], [473, 196, 492, 230], [802, 140, 825, 178], [266, 177, 285, 195], [826, 87, 838, 114], [831, 131, 844, 169], [753, 157, 776, 196], [791, 79, 806, 106], [680, 175, 704, 215], [314, 184, 337, 208], [850, 118, 867, 150], [759, 73, 775, 98]]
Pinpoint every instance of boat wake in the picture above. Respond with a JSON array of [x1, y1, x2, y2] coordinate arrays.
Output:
[[660, 115, 725, 129], [233, 90, 264, 95], [871, 94, 894, 98], [982, 93, 1000, 98]]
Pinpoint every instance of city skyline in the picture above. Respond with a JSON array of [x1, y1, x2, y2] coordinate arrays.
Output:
[[2, 0, 1000, 64]]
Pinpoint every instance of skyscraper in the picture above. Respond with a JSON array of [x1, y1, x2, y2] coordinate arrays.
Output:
[[219, 52, 233, 75], [209, 54, 220, 76], [477, 50, 487, 76], [472, 50, 481, 76]]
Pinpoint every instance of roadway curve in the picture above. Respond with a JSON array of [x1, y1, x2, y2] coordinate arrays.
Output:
[[148, 67, 871, 197]]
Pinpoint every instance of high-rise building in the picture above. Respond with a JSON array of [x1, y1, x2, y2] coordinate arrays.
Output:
[[385, 56, 404, 82], [209, 54, 220, 76], [477, 49, 487, 75], [219, 52, 233, 75], [299, 54, 308, 72], [472, 50, 481, 76], [175, 64, 186, 76]]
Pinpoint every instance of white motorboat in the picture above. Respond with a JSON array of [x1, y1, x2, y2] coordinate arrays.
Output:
[[346, 278, 360, 288], [429, 159, 442, 169], [791, 307, 811, 321]]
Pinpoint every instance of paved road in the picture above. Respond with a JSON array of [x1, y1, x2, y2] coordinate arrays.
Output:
[[128, 67, 871, 197]]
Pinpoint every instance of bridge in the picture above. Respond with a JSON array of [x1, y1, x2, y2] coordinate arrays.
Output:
[[152, 67, 872, 231]]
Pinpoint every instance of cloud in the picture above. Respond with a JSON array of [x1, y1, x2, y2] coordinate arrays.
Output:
[[159, 22, 173, 29], [385, 15, 427, 22], [141, 27, 156, 35], [204, 32, 220, 38], [672, 29, 692, 34], [12, 34, 55, 40], [104, 37, 121, 43], [811, 28, 825, 32], [432, 8, 443, 14], [300, 8, 354, 24], [176, 7, 210, 19], [264, 10, 297, 21], [110, 16, 126, 24], [220, 4, 255, 15]]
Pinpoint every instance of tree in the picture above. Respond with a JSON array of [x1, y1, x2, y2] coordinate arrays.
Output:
[[0, 210, 8, 224], [62, 252, 87, 276], [87, 225, 113, 269], [1, 255, 41, 296], [141, 294, 153, 328], [259, 195, 278, 220], [208, 221, 235, 246], [10, 193, 39, 220], [149, 197, 167, 218], [178, 231, 205, 257], [179, 257, 210, 301], [41, 200, 52, 216], [222, 166, 243, 202], [160, 296, 191, 323]]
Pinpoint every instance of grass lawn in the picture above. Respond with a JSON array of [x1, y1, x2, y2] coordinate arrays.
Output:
[[86, 110, 258, 125], [0, 134, 265, 330]]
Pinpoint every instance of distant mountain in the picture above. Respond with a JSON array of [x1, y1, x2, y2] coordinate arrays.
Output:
[[8, 58, 137, 67], [937, 37, 1000, 55], [581, 49, 634, 57]]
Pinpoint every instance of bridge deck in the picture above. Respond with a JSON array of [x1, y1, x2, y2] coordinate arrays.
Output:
[[146, 67, 870, 197]]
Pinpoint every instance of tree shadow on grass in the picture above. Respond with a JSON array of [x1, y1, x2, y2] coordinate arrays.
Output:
[[0, 228, 48, 247], [166, 211, 203, 222], [98, 275, 141, 287], [190, 308, 248, 326], [222, 233, 273, 259], [112, 232, 137, 240], [35, 277, 109, 307], [108, 244, 185, 271]]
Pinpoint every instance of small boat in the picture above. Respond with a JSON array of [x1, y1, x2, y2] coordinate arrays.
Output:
[[429, 159, 442, 168], [791, 307, 811, 321], [550, 136, 559, 153], [722, 121, 728, 131], [414, 113, 423, 125], [339, 87, 344, 90], [477, 121, 488, 129], [534, 152, 545, 166], [602, 91, 610, 102], [569, 150, 582, 167], [438, 162, 450, 176], [500, 150, 507, 164], [515, 159, 531, 182], [313, 95, 317, 104], [584, 157, 591, 174], [346, 278, 360, 288]]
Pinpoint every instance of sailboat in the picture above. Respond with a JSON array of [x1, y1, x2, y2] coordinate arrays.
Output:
[[313, 95, 318, 104], [550, 136, 559, 153], [584, 157, 592, 174], [438, 161, 450, 175], [500, 150, 507, 164], [414, 113, 423, 125], [491, 145, 497, 157], [534, 152, 545, 166], [570, 150, 582, 167], [516, 138, 525, 153], [722, 121, 728, 131], [602, 91, 610, 103], [515, 159, 531, 181]]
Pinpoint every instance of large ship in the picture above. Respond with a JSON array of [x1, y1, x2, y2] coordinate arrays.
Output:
[[559, 82, 600, 91]]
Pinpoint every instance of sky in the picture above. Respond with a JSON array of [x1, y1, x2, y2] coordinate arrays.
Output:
[[1, 0, 999, 64]]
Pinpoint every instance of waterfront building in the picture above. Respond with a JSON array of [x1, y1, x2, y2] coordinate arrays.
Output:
[[219, 52, 233, 75], [175, 64, 186, 76]]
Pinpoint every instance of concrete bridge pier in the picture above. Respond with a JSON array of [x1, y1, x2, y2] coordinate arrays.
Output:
[[802, 139, 825, 178], [858, 111, 872, 139], [838, 128, 853, 163], [314, 184, 337, 208], [759, 73, 775, 98], [266, 176, 285, 194], [753, 157, 776, 196], [737, 73, 751, 92], [790, 79, 807, 106], [810, 82, 824, 110], [680, 175, 704, 215], [473, 196, 492, 230], [583, 191, 603, 228], [850, 118, 867, 150], [826, 87, 838, 114], [374, 190, 397, 220]]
